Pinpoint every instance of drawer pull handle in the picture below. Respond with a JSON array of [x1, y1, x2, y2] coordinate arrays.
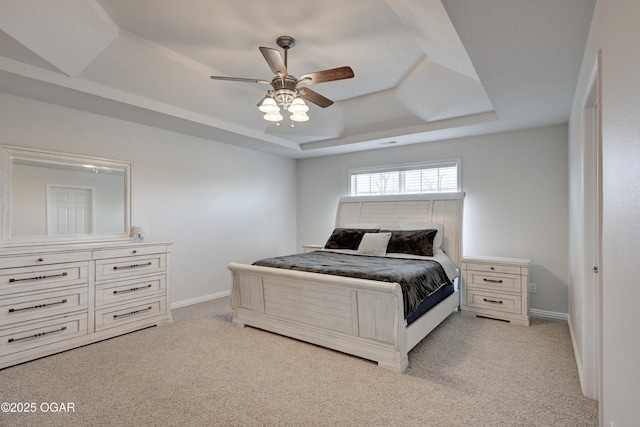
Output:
[[483, 278, 503, 284], [483, 298, 503, 304], [132, 250, 137, 254], [37, 258, 44, 262], [9, 272, 68, 283], [113, 306, 153, 319], [113, 284, 152, 294], [113, 262, 152, 270], [9, 299, 68, 313], [8, 326, 67, 343]]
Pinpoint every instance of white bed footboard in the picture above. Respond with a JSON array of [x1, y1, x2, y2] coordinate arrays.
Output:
[[229, 262, 411, 372]]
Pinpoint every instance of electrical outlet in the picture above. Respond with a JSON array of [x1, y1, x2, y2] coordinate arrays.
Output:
[[528, 283, 537, 293]]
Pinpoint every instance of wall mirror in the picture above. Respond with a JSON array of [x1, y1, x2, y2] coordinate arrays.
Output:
[[1, 145, 132, 246]]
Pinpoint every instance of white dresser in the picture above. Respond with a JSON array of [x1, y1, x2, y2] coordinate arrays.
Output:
[[0, 241, 172, 369], [460, 255, 531, 326]]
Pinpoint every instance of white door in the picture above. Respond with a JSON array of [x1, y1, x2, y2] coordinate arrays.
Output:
[[591, 54, 603, 419], [582, 51, 602, 406], [47, 186, 93, 236]]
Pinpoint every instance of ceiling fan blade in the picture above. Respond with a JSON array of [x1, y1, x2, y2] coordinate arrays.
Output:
[[299, 66, 354, 85], [259, 47, 288, 76], [299, 88, 334, 108], [210, 76, 270, 84]]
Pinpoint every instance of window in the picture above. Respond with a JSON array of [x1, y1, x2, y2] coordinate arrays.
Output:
[[349, 160, 460, 196]]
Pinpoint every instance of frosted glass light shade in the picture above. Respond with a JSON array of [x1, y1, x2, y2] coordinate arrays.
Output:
[[264, 111, 283, 122], [288, 97, 309, 113], [258, 97, 279, 113], [290, 112, 309, 122]]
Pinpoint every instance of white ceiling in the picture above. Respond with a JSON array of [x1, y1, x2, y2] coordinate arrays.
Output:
[[0, 0, 595, 158]]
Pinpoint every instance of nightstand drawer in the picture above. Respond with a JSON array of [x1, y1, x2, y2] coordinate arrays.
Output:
[[464, 262, 521, 275], [466, 289, 522, 315], [466, 271, 521, 293]]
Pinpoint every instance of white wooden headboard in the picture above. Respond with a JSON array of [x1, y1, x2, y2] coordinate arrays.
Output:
[[335, 193, 465, 266]]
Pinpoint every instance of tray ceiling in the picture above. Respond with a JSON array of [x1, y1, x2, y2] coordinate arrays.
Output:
[[0, 0, 595, 158]]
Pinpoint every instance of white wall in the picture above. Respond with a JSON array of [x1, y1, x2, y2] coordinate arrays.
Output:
[[569, 0, 640, 424], [0, 93, 298, 305], [298, 125, 569, 314]]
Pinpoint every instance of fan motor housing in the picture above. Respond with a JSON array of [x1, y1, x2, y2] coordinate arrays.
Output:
[[271, 75, 299, 91]]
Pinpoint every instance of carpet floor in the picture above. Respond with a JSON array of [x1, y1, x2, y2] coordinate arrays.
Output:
[[0, 297, 598, 426]]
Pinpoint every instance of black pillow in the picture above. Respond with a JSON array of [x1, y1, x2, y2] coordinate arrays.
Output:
[[383, 229, 438, 257], [324, 228, 380, 250]]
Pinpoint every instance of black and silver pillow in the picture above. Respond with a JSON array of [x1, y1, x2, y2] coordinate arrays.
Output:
[[324, 228, 380, 250], [383, 229, 438, 257]]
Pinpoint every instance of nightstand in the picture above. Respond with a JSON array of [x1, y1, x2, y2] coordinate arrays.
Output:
[[460, 255, 531, 326]]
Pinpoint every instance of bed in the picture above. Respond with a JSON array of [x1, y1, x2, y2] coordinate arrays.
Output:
[[228, 192, 464, 372]]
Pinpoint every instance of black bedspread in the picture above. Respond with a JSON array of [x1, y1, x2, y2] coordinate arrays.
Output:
[[253, 251, 452, 319]]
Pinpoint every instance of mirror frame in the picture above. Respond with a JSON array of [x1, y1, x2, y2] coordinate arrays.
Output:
[[1, 145, 132, 246]]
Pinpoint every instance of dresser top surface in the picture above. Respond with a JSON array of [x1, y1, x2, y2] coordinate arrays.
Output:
[[0, 240, 173, 257]]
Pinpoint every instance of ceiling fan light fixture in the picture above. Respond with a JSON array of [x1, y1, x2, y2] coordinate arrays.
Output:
[[258, 97, 279, 113], [288, 97, 309, 114]]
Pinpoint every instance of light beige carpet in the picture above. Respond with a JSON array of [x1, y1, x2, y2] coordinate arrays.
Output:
[[0, 297, 597, 426]]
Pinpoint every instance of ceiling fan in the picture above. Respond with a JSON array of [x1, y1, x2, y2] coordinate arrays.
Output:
[[210, 36, 354, 125]]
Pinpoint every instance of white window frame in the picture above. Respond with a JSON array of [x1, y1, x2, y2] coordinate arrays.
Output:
[[348, 159, 461, 196]]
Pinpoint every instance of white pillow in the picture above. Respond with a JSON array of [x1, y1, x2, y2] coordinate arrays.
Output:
[[400, 223, 444, 250], [357, 232, 392, 256]]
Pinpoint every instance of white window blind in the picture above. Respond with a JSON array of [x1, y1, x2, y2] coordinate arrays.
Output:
[[349, 160, 460, 196]]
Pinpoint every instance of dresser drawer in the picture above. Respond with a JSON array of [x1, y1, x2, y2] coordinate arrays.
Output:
[[0, 262, 89, 296], [95, 297, 166, 332], [95, 253, 166, 282], [0, 312, 88, 357], [463, 262, 521, 275], [96, 276, 166, 306], [0, 286, 88, 326], [93, 245, 168, 260], [466, 271, 521, 293], [466, 289, 522, 315], [0, 251, 92, 269]]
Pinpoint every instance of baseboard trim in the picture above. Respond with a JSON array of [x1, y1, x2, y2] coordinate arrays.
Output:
[[171, 290, 231, 309], [530, 308, 568, 321], [171, 295, 569, 319]]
